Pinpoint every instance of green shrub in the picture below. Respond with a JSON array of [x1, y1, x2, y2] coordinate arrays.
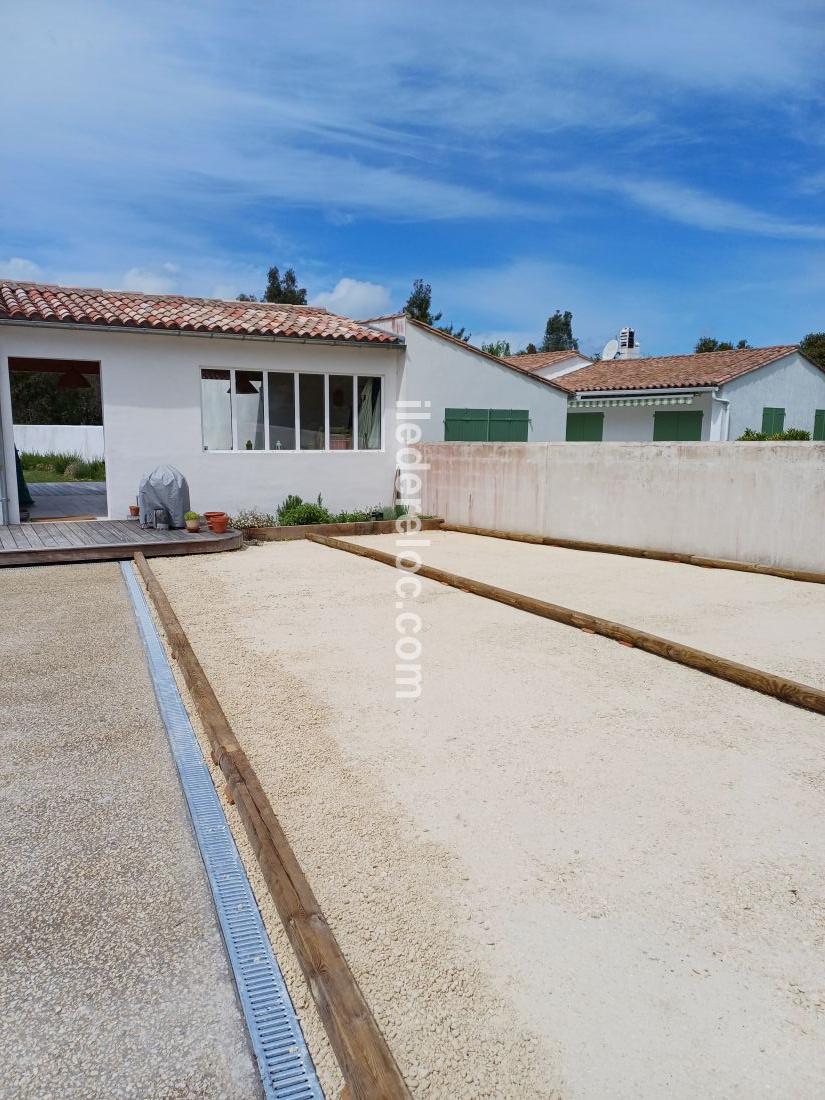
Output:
[[275, 493, 333, 526], [20, 450, 105, 480], [184, 510, 199, 521], [333, 509, 374, 522], [275, 493, 306, 524], [737, 427, 811, 441]]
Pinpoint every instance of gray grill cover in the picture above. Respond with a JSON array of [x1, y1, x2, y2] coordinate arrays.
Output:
[[138, 465, 191, 528]]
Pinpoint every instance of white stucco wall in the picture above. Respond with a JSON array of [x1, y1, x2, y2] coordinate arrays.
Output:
[[380, 318, 568, 443], [0, 324, 401, 520], [420, 441, 825, 572], [14, 423, 105, 460], [568, 393, 716, 441], [722, 352, 825, 439]]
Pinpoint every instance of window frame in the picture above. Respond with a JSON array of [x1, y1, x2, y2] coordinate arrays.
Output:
[[199, 367, 384, 453]]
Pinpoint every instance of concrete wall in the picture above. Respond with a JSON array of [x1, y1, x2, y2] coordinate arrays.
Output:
[[420, 441, 825, 571], [0, 325, 400, 520], [374, 317, 569, 443], [13, 423, 105, 460], [723, 352, 825, 440]]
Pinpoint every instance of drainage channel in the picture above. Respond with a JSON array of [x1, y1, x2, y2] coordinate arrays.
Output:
[[121, 561, 323, 1100]]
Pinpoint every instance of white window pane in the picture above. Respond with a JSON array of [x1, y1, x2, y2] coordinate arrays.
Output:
[[299, 374, 325, 450], [329, 375, 354, 450], [357, 377, 382, 449], [235, 371, 264, 450], [201, 369, 232, 450], [268, 372, 295, 449]]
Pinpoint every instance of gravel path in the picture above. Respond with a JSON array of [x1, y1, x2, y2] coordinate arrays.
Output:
[[351, 530, 825, 689], [153, 539, 825, 1099], [0, 563, 262, 1100]]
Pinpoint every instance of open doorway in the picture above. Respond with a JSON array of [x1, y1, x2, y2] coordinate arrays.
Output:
[[9, 357, 106, 521]]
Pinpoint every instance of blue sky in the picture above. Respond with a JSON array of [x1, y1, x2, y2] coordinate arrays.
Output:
[[1, 0, 824, 356]]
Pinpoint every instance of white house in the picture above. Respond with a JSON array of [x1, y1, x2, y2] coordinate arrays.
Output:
[[503, 348, 592, 381], [364, 313, 568, 444], [0, 282, 568, 523], [557, 346, 825, 442]]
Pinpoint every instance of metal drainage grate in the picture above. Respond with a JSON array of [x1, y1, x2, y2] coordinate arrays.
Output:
[[121, 562, 323, 1100]]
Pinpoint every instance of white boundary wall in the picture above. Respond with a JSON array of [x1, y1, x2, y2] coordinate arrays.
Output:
[[420, 442, 825, 572], [14, 423, 104, 460]]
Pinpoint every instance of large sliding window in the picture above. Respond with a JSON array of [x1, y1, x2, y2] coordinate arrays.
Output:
[[201, 369, 382, 452]]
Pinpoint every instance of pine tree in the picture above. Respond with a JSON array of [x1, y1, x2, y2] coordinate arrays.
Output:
[[540, 310, 578, 352]]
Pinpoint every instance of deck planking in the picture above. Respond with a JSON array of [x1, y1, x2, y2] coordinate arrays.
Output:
[[0, 520, 241, 566]]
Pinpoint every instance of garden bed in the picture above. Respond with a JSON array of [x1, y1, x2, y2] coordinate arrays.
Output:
[[242, 516, 444, 541]]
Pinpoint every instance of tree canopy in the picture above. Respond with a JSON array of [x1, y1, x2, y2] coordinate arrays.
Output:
[[403, 279, 469, 341], [238, 265, 307, 305], [481, 339, 511, 358], [540, 310, 578, 353], [695, 337, 750, 353], [10, 372, 102, 425], [799, 332, 825, 369]]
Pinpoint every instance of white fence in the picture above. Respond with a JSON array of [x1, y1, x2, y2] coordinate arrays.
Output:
[[420, 442, 825, 572], [13, 424, 104, 460]]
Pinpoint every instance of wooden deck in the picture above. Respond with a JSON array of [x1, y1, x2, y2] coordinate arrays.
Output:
[[0, 519, 242, 567]]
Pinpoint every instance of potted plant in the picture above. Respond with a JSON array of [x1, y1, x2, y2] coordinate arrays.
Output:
[[184, 510, 200, 533], [129, 504, 140, 518], [204, 510, 229, 534]]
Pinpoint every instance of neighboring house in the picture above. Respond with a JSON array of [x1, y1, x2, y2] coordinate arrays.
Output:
[[556, 346, 825, 442], [0, 283, 568, 524], [363, 313, 568, 443], [503, 349, 592, 381]]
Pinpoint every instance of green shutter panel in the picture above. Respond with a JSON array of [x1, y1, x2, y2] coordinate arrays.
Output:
[[814, 410, 825, 441], [653, 411, 703, 441], [444, 408, 490, 441], [565, 412, 604, 441], [761, 407, 785, 435], [489, 409, 530, 442]]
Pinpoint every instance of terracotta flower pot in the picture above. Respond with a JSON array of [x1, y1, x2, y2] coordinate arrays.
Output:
[[204, 511, 228, 534], [129, 505, 140, 517]]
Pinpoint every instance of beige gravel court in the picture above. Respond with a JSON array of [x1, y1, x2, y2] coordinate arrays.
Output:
[[152, 536, 825, 1100]]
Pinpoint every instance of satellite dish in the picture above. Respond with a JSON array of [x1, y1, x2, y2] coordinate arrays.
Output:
[[601, 338, 619, 360]]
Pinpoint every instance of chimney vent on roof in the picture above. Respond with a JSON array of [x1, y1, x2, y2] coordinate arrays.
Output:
[[617, 326, 641, 360]]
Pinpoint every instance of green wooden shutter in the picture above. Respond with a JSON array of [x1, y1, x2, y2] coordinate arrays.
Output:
[[813, 410, 825, 441], [653, 410, 703, 441], [761, 407, 785, 435], [489, 409, 530, 442], [444, 408, 489, 441], [565, 412, 604, 441]]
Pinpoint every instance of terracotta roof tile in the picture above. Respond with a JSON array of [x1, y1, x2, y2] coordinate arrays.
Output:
[[0, 282, 400, 345], [504, 350, 588, 373], [555, 346, 800, 392]]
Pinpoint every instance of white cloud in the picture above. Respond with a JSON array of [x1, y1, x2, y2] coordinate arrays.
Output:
[[120, 266, 179, 294], [312, 278, 393, 319], [0, 256, 43, 280], [538, 171, 825, 241]]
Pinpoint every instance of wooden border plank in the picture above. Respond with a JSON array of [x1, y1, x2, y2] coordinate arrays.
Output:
[[132, 552, 411, 1100], [441, 524, 825, 585], [307, 533, 825, 718]]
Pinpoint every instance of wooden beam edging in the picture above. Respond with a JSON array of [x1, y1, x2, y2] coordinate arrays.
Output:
[[441, 523, 825, 586], [307, 534, 825, 718], [132, 552, 412, 1100], [244, 517, 444, 542]]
